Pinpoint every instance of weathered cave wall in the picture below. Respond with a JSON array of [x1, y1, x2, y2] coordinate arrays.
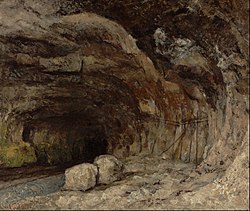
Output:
[[0, 5, 208, 167], [0, 0, 249, 174]]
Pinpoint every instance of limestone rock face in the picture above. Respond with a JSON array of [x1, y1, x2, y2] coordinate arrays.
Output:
[[0, 0, 248, 209], [0, 0, 210, 167], [0, 2, 248, 207], [63, 163, 98, 191], [94, 155, 123, 185]]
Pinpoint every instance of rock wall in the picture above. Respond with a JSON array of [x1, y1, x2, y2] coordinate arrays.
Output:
[[0, 0, 249, 172]]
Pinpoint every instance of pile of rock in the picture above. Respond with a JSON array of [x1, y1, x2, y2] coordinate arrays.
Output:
[[63, 155, 124, 191]]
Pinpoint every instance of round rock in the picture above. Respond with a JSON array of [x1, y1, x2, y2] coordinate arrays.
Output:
[[94, 154, 123, 185], [63, 163, 98, 191]]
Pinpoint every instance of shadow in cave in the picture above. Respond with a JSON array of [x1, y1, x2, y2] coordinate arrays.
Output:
[[33, 137, 109, 167], [21, 121, 109, 167], [0, 130, 109, 182], [71, 138, 108, 164]]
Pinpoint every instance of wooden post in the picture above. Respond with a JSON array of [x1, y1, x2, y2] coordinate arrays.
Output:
[[195, 110, 199, 168], [188, 122, 193, 163]]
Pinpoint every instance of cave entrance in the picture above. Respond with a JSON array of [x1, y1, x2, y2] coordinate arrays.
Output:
[[22, 115, 108, 167], [70, 137, 108, 165]]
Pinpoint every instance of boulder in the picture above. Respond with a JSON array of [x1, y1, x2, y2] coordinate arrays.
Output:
[[63, 163, 98, 191], [94, 154, 124, 185]]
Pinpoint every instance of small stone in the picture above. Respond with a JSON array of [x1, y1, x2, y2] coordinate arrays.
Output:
[[94, 154, 123, 185], [63, 163, 98, 191], [161, 153, 171, 160]]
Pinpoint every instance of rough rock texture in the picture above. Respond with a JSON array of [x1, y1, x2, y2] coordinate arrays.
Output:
[[1, 0, 214, 167], [94, 154, 123, 184], [2, 153, 248, 210], [0, 0, 248, 168], [0, 0, 249, 209], [63, 163, 98, 191]]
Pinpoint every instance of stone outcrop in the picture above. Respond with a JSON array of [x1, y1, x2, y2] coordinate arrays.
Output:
[[63, 163, 98, 191], [94, 154, 123, 185], [63, 155, 123, 191]]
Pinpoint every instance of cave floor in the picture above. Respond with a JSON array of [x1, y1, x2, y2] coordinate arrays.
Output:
[[0, 154, 245, 210]]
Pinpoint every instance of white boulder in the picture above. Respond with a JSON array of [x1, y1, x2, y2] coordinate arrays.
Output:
[[63, 163, 98, 191]]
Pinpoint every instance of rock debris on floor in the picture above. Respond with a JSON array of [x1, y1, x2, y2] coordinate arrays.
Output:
[[0, 153, 248, 210]]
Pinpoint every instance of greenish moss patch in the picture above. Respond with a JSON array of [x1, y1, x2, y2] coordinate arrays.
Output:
[[0, 142, 37, 167]]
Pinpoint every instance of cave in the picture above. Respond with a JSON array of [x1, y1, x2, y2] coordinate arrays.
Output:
[[0, 0, 249, 210], [21, 115, 108, 165]]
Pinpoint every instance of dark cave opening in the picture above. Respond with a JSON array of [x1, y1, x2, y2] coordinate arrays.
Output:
[[21, 115, 109, 167]]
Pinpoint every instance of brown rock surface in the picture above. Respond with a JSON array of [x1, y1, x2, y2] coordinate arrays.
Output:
[[0, 0, 248, 209]]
